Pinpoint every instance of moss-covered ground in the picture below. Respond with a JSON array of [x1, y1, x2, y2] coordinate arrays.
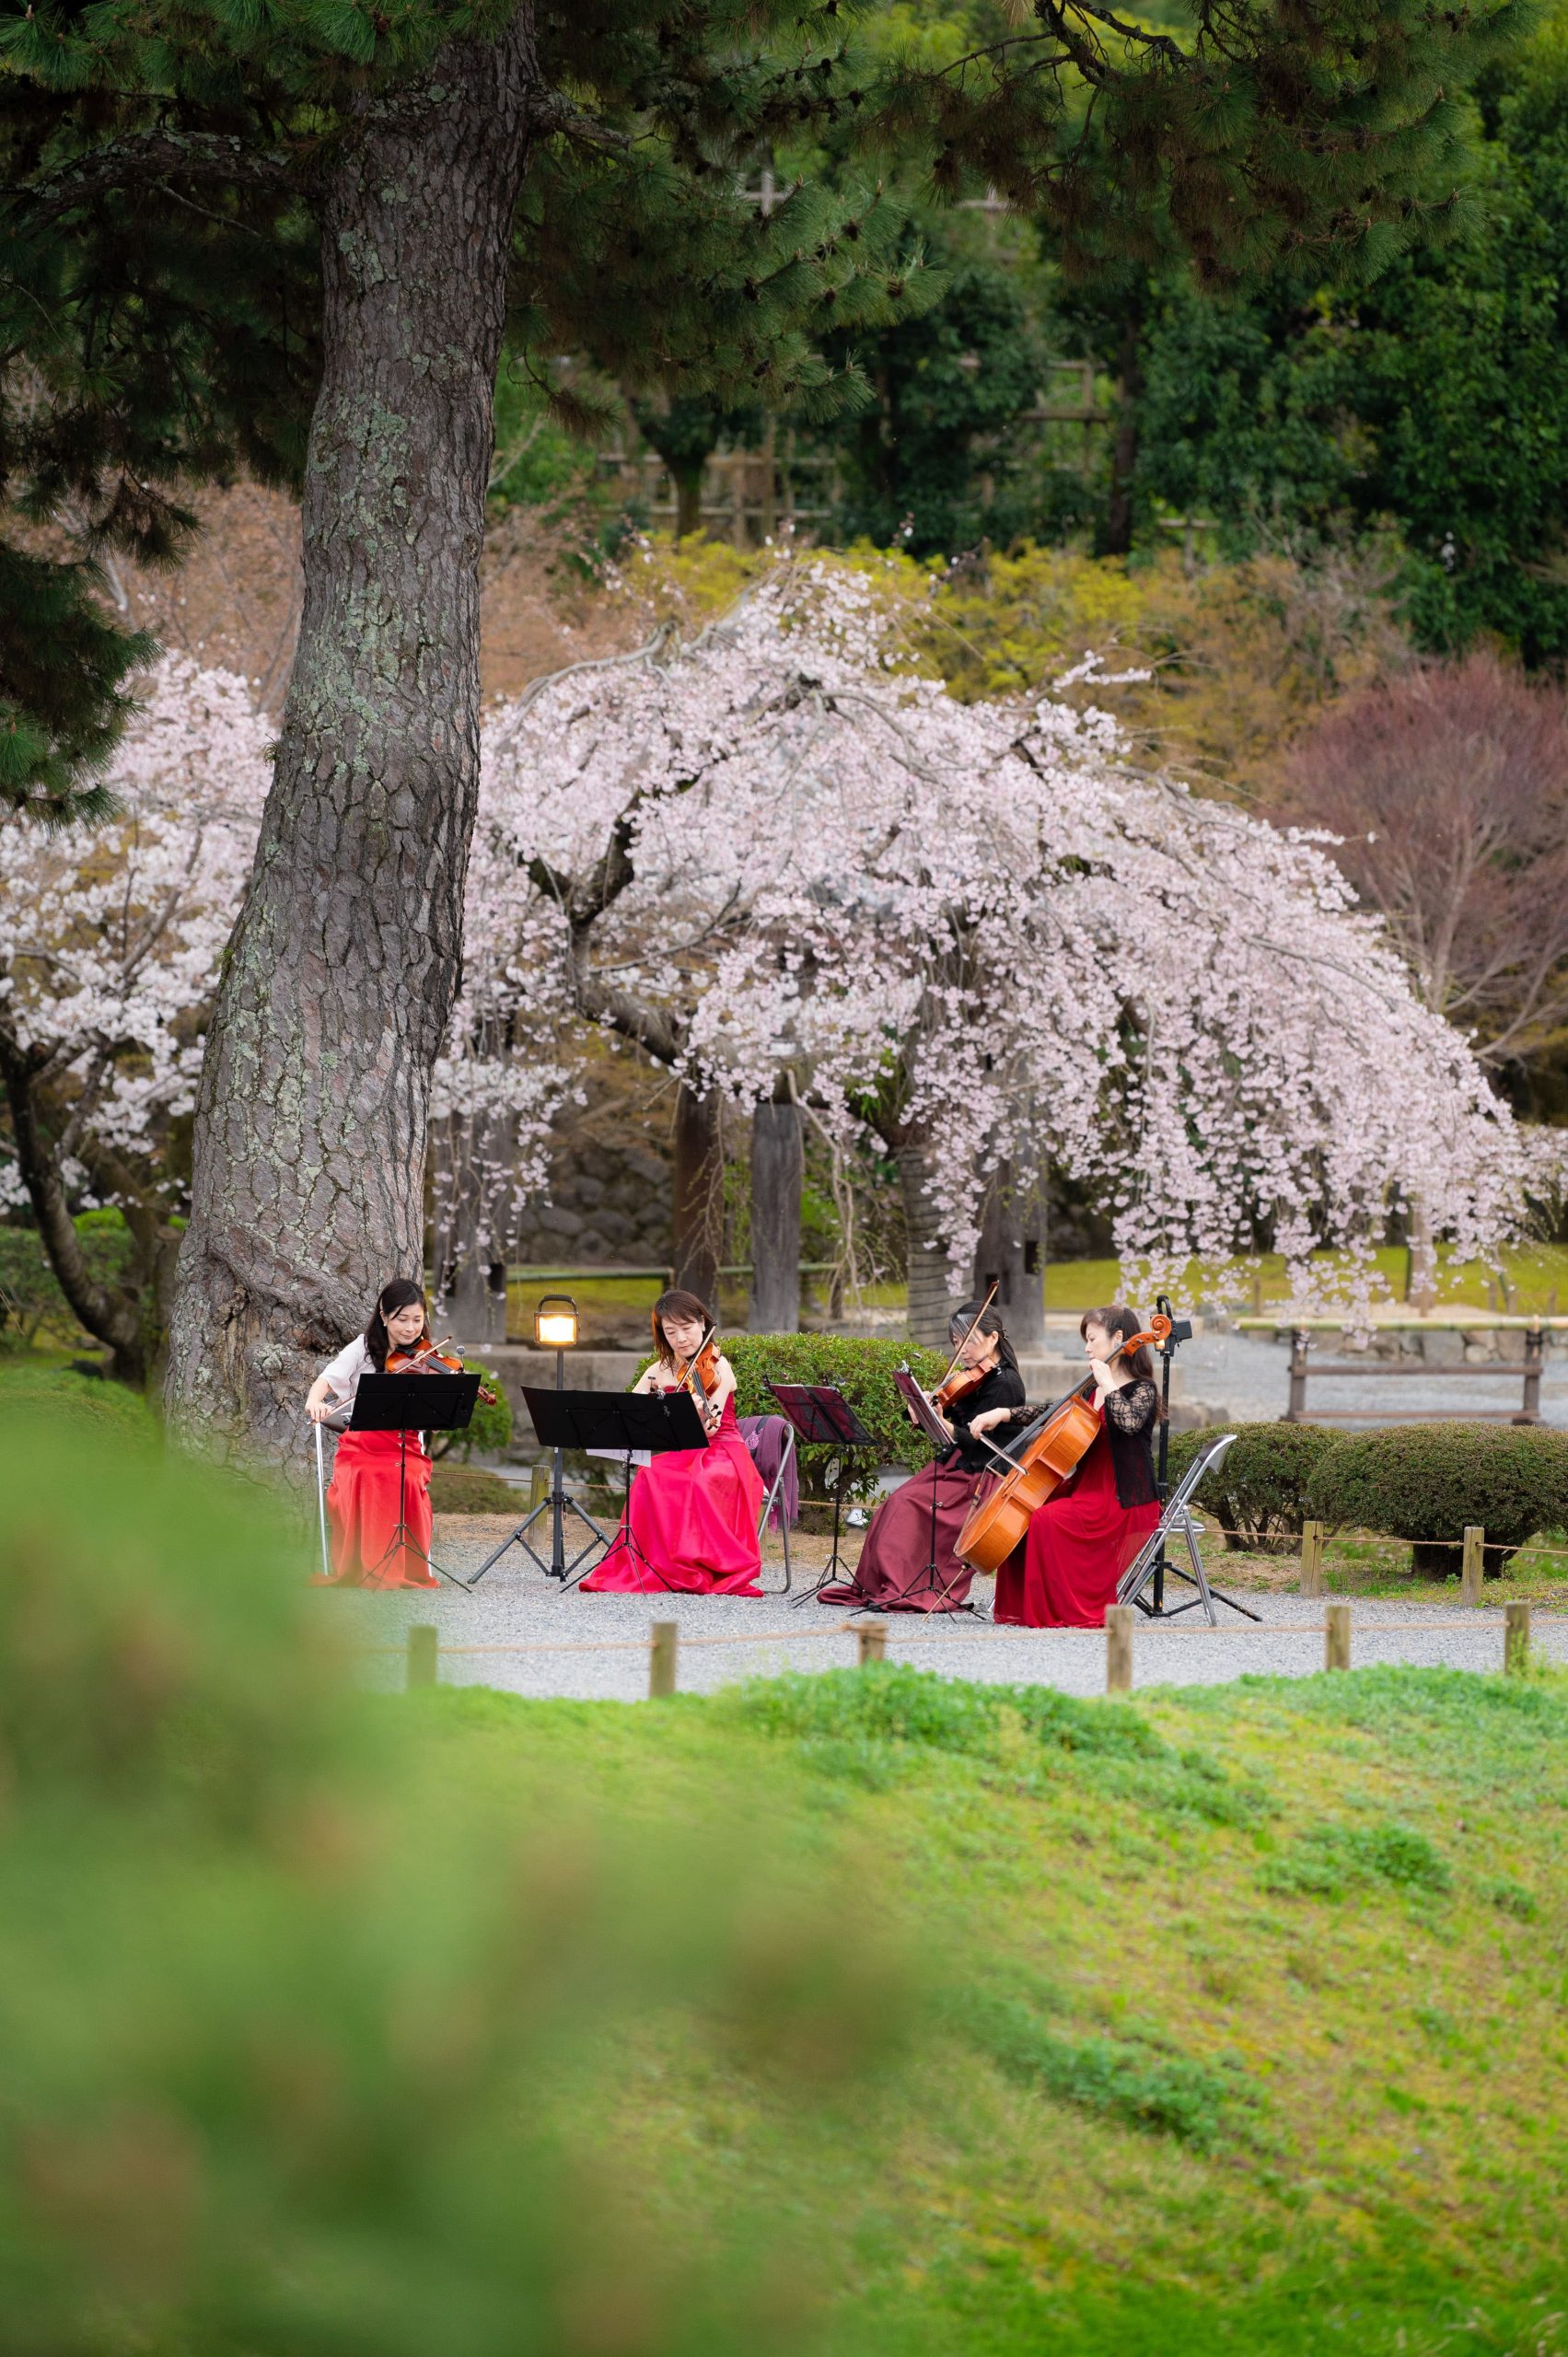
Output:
[[412, 1661, 1568, 2355]]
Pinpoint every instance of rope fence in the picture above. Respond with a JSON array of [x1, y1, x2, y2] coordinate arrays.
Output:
[[388, 1597, 1564, 1700]]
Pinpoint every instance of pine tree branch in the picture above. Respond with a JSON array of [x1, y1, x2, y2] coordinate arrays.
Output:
[[8, 132, 299, 226], [1044, 4, 1187, 71]]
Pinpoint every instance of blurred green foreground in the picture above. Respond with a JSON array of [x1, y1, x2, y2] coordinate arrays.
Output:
[[1, 1415, 1565, 2357]]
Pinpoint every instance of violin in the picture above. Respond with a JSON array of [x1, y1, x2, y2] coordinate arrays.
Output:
[[955, 1315, 1172, 1576], [385, 1336, 499, 1407], [923, 1283, 1001, 1419], [656, 1312, 724, 1435]]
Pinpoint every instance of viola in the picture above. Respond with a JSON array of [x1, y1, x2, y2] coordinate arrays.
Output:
[[955, 1316, 1171, 1576], [386, 1337, 499, 1407]]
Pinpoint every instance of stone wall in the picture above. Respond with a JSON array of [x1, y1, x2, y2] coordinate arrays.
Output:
[[510, 1050, 675, 1267]]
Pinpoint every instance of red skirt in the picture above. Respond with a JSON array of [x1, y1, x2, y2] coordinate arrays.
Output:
[[320, 1427, 436, 1590], [818, 1458, 995, 1613], [580, 1402, 764, 1596], [993, 1422, 1158, 1628]]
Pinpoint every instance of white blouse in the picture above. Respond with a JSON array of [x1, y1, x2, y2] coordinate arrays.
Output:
[[318, 1337, 375, 1417]]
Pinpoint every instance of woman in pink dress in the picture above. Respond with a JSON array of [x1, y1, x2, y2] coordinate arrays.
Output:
[[580, 1289, 765, 1596], [991, 1306, 1162, 1629]]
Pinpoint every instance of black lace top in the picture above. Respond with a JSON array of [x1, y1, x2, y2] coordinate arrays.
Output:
[[942, 1361, 1027, 1472], [1100, 1378, 1159, 1507]]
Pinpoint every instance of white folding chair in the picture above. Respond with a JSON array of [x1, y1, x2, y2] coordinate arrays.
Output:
[[1118, 1433, 1256, 1624]]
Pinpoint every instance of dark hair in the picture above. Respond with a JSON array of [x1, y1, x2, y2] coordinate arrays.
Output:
[[949, 1296, 1018, 1374], [651, 1287, 713, 1369], [1080, 1304, 1156, 1387], [365, 1277, 430, 1371]]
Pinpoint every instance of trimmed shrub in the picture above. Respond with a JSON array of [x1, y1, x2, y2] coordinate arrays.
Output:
[[431, 1356, 513, 1462], [1306, 1422, 1568, 1575], [708, 1334, 947, 1505], [430, 1462, 520, 1515], [1164, 1422, 1344, 1553]]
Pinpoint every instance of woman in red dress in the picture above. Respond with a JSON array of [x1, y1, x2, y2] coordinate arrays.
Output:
[[306, 1279, 438, 1590], [580, 1289, 765, 1596], [991, 1305, 1162, 1629]]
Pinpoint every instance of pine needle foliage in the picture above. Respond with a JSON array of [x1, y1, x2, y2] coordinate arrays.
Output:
[[0, 0, 1533, 819]]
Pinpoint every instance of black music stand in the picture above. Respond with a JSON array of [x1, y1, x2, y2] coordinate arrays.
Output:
[[350, 1371, 479, 1589], [769, 1382, 878, 1608], [466, 1387, 708, 1588]]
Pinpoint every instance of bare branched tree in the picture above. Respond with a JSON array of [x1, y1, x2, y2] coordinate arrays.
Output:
[[1278, 654, 1568, 1070]]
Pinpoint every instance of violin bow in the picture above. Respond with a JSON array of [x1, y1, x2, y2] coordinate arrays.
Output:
[[935, 1280, 999, 1391], [675, 1320, 721, 1417]]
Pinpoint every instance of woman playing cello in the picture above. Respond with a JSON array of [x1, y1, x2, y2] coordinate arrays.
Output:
[[986, 1304, 1161, 1628], [818, 1296, 1028, 1613], [305, 1277, 439, 1590], [579, 1289, 766, 1596]]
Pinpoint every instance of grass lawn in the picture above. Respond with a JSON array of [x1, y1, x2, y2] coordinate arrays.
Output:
[[496, 1244, 1568, 1343], [411, 1661, 1568, 2355], [1046, 1244, 1568, 1318]]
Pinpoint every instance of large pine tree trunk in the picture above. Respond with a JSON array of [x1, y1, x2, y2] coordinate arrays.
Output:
[[166, 12, 543, 1453], [748, 1074, 802, 1333]]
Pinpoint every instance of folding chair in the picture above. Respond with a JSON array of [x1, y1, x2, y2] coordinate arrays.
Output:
[[1117, 1433, 1258, 1624], [744, 1415, 796, 1596]]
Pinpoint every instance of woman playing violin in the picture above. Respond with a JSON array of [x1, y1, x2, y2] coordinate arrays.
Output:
[[305, 1277, 439, 1590], [990, 1304, 1161, 1628], [579, 1288, 766, 1596], [818, 1296, 1028, 1614]]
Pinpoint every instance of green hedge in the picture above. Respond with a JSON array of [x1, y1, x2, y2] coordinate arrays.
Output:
[[1164, 1422, 1345, 1554], [1307, 1422, 1568, 1574], [720, 1335, 947, 1505], [432, 1358, 513, 1463]]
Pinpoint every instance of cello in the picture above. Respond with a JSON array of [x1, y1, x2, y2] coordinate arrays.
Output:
[[955, 1315, 1171, 1575]]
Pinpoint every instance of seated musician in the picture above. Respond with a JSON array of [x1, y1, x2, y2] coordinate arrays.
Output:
[[818, 1297, 1028, 1614], [993, 1305, 1161, 1628], [305, 1278, 439, 1589], [579, 1288, 766, 1596]]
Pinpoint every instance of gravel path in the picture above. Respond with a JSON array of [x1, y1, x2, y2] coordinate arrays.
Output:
[[1178, 1327, 1568, 1429], [318, 1520, 1568, 1703]]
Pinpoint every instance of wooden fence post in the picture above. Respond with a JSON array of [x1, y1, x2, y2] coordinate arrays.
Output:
[[528, 1462, 550, 1514], [1286, 1329, 1310, 1422], [406, 1625, 438, 1689], [1324, 1603, 1351, 1673], [649, 1620, 679, 1698], [1105, 1604, 1133, 1693], [854, 1619, 887, 1666], [1461, 1526, 1484, 1606], [1299, 1520, 1324, 1599], [1504, 1601, 1530, 1678]]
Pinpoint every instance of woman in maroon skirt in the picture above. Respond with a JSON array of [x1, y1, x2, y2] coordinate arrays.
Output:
[[993, 1306, 1162, 1628], [818, 1297, 1028, 1613], [306, 1278, 438, 1590]]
